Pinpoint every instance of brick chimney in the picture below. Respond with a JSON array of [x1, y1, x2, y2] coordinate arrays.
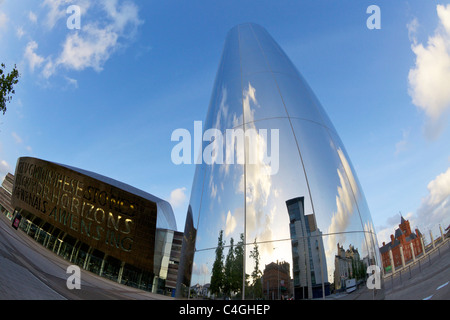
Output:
[[390, 234, 395, 243]]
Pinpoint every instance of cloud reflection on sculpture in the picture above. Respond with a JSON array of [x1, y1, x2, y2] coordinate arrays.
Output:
[[176, 23, 383, 300]]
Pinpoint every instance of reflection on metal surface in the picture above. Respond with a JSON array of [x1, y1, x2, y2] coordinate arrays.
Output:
[[286, 197, 328, 299], [176, 23, 384, 300]]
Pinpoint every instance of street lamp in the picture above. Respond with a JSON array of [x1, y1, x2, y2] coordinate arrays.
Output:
[[273, 247, 280, 300], [277, 259, 280, 300]]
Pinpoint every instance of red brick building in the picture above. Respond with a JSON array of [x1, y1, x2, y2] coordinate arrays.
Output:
[[262, 261, 291, 300], [379, 216, 424, 271]]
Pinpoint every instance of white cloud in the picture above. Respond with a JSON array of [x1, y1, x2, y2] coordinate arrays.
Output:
[[238, 83, 274, 244], [64, 76, 78, 88], [16, 26, 25, 39], [102, 0, 142, 34], [407, 18, 419, 43], [56, 24, 119, 72], [426, 168, 450, 206], [415, 166, 450, 238], [0, 11, 8, 29], [395, 129, 410, 156], [0, 11, 8, 39], [11, 132, 23, 144], [377, 168, 450, 244], [325, 148, 361, 259], [0, 160, 11, 182], [0, 159, 10, 174], [42, 0, 64, 29], [169, 187, 187, 209], [40, 0, 142, 78], [225, 210, 237, 237], [9, 132, 32, 154], [24, 41, 45, 72], [210, 181, 217, 199], [192, 261, 209, 276], [42, 0, 83, 29], [439, 4, 450, 34], [408, 4, 450, 140], [28, 11, 37, 23]]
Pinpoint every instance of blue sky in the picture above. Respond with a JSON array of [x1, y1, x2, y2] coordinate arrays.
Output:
[[0, 0, 449, 245]]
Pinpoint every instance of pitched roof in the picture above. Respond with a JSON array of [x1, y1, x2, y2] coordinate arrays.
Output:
[[394, 228, 403, 239], [400, 215, 406, 224]]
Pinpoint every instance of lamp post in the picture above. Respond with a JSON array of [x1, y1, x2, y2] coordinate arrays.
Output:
[[272, 247, 280, 300], [277, 259, 280, 300]]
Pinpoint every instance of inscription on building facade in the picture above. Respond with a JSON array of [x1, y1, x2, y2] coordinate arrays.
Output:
[[11, 158, 157, 270]]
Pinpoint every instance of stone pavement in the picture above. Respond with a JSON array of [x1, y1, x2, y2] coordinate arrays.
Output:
[[0, 213, 172, 300], [383, 240, 450, 300], [1, 212, 448, 300]]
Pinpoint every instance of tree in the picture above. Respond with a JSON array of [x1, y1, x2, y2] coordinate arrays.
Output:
[[0, 63, 20, 115], [232, 233, 245, 296], [223, 237, 235, 297], [210, 230, 225, 297], [249, 238, 263, 299]]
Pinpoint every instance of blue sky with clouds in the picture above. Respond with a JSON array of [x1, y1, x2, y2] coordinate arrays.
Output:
[[1, 0, 449, 244]]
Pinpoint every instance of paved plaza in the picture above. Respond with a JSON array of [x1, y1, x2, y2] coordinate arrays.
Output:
[[0, 214, 172, 300], [1, 213, 448, 300]]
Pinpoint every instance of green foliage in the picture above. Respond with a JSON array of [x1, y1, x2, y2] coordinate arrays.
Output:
[[351, 257, 367, 280], [210, 232, 262, 299], [210, 230, 225, 296], [0, 63, 20, 115], [223, 238, 235, 296], [232, 234, 244, 295], [249, 238, 263, 299]]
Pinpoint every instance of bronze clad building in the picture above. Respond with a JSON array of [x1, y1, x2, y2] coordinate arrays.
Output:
[[10, 157, 181, 295]]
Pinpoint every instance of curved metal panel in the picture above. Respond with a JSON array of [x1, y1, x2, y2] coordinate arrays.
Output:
[[177, 23, 383, 300]]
